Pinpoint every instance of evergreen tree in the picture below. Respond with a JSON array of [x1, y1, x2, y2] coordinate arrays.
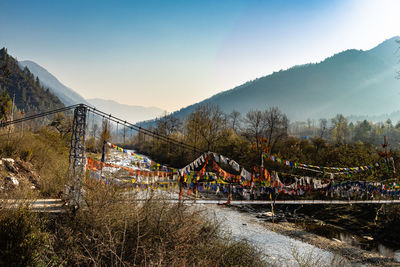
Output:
[[0, 47, 64, 115], [0, 89, 12, 122]]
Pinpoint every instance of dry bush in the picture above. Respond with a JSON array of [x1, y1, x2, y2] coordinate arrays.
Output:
[[0, 205, 50, 266], [86, 136, 99, 153], [50, 182, 265, 266]]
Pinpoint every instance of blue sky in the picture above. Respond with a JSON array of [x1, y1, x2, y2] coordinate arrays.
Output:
[[0, 0, 399, 111]]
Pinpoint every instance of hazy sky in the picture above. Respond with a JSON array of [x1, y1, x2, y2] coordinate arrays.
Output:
[[0, 0, 399, 111]]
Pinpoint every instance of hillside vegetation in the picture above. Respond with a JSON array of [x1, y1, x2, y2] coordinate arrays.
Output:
[[0, 48, 64, 117]]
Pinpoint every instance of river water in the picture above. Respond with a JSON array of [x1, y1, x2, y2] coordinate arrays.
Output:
[[203, 204, 337, 266]]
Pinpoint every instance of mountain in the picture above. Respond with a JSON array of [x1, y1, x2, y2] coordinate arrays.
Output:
[[142, 36, 400, 125], [18, 60, 88, 106], [0, 48, 64, 114], [86, 98, 165, 124], [18, 60, 165, 123]]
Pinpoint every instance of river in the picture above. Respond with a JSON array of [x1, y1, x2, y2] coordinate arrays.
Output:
[[104, 148, 398, 265]]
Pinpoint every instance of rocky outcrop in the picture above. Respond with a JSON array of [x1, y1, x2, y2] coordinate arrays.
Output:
[[0, 158, 40, 193]]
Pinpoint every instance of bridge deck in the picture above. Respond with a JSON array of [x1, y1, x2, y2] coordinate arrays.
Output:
[[2, 198, 400, 213], [185, 199, 400, 205]]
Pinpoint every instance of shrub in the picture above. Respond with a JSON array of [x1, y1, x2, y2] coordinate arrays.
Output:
[[20, 146, 33, 161], [0, 206, 49, 266], [50, 182, 265, 266]]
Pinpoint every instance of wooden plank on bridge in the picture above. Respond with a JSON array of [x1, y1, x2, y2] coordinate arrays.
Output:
[[0, 199, 65, 212]]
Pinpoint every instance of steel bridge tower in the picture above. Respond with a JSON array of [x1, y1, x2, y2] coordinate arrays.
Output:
[[65, 104, 87, 210]]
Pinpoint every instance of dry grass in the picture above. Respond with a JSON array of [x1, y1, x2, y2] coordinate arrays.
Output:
[[288, 246, 348, 267], [49, 182, 265, 266], [0, 129, 69, 197]]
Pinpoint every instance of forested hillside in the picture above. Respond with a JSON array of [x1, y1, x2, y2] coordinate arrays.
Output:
[[0, 48, 64, 116]]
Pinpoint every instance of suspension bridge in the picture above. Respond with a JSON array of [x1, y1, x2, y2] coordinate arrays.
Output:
[[1, 103, 400, 212]]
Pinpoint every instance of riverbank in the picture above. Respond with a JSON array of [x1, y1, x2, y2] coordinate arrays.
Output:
[[296, 204, 400, 249], [203, 204, 338, 266], [233, 205, 400, 266]]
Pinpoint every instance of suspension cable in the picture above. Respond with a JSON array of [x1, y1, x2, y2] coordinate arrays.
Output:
[[87, 107, 202, 153], [0, 104, 80, 128], [0, 103, 202, 154]]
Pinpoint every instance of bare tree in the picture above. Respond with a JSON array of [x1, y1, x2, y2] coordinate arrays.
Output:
[[264, 107, 289, 152], [243, 109, 266, 156], [185, 104, 226, 151], [91, 123, 99, 138], [185, 110, 202, 149], [156, 112, 182, 136], [319, 118, 328, 138], [228, 110, 241, 134], [99, 120, 112, 152], [331, 114, 350, 145]]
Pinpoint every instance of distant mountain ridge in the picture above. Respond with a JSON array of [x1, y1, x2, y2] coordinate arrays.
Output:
[[86, 98, 165, 124], [18, 60, 88, 106], [18, 60, 165, 123], [140, 36, 400, 125]]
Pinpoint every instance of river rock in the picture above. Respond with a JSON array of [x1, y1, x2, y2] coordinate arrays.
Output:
[[263, 211, 274, 217], [2, 158, 15, 163], [6, 176, 19, 186]]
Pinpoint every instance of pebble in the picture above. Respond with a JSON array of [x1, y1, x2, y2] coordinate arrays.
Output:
[[363, 236, 374, 241], [6, 176, 19, 186], [263, 211, 274, 217]]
